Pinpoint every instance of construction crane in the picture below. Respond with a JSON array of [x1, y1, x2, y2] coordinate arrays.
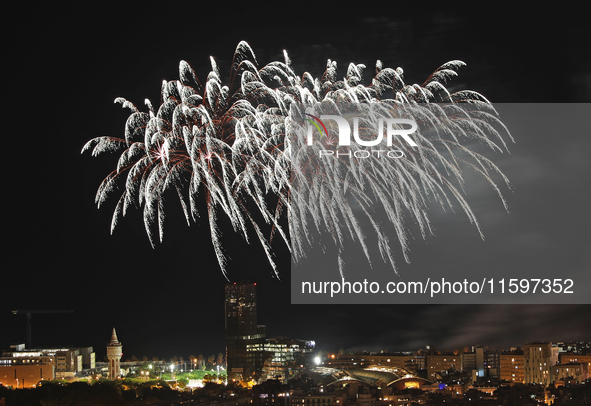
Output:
[[12, 310, 74, 349]]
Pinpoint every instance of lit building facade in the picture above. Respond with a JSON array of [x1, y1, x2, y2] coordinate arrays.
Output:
[[106, 328, 123, 380], [290, 394, 335, 406], [247, 336, 314, 382], [499, 351, 524, 383], [324, 353, 417, 371], [462, 351, 477, 375], [463, 347, 485, 378], [524, 342, 558, 385], [75, 347, 96, 370], [0, 364, 54, 388], [0, 343, 94, 380], [425, 354, 462, 379], [0, 344, 55, 368], [225, 283, 266, 381], [55, 349, 82, 378], [559, 353, 591, 369], [461, 347, 500, 379], [552, 363, 589, 383], [483, 350, 500, 378]]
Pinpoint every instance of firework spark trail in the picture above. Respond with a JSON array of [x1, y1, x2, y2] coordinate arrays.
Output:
[[82, 41, 513, 280]]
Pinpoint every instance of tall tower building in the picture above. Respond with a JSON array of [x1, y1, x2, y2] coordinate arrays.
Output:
[[106, 328, 122, 380], [225, 283, 266, 382], [524, 342, 558, 385]]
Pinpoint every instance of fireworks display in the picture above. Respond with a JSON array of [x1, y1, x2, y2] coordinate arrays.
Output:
[[82, 41, 513, 279]]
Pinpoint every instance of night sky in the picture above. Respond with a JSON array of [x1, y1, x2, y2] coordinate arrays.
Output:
[[3, 4, 590, 361]]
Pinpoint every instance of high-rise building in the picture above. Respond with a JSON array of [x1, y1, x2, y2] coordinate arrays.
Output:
[[462, 347, 484, 377], [484, 349, 500, 378], [461, 347, 500, 379], [500, 350, 524, 383], [106, 328, 122, 380], [524, 342, 558, 385], [225, 283, 266, 382]]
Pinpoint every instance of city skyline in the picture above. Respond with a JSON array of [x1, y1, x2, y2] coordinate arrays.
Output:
[[3, 2, 590, 366], [3, 308, 590, 389], [3, 287, 590, 361]]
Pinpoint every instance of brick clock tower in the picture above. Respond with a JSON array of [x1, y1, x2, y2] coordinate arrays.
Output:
[[106, 328, 123, 380]]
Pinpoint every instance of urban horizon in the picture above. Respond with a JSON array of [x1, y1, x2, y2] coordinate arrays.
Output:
[[4, 295, 591, 364], [3, 282, 590, 382], [4, 2, 589, 405], [2, 282, 590, 406]]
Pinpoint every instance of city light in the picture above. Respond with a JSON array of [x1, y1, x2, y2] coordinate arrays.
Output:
[[1, 283, 589, 404]]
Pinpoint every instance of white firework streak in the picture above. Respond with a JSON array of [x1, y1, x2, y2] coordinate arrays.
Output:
[[82, 41, 513, 280]]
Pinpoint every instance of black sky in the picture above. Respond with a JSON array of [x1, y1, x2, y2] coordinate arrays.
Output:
[[3, 4, 590, 360]]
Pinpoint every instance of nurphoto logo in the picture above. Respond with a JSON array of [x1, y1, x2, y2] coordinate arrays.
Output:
[[304, 111, 418, 158]]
